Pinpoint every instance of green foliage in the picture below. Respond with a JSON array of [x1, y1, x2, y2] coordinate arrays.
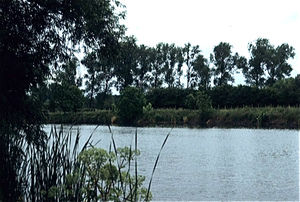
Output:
[[211, 107, 300, 128], [210, 42, 236, 86], [192, 54, 212, 89], [143, 103, 154, 113], [146, 88, 195, 109], [16, 126, 152, 202], [0, 0, 125, 199], [272, 77, 300, 106], [183, 43, 201, 88], [196, 91, 213, 121], [185, 93, 197, 109], [56, 58, 82, 87], [245, 38, 295, 87], [135, 44, 153, 91], [96, 92, 115, 110], [77, 146, 150, 201], [117, 87, 146, 123], [48, 110, 114, 125], [115, 36, 139, 91], [51, 84, 84, 113], [148, 43, 164, 89]]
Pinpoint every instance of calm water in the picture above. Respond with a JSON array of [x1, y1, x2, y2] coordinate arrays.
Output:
[[44, 125, 299, 201]]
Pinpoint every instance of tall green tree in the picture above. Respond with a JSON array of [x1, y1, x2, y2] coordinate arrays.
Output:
[[56, 57, 82, 87], [115, 36, 138, 91], [175, 46, 185, 87], [149, 43, 164, 88], [265, 43, 295, 86], [51, 84, 84, 113], [82, 52, 101, 108], [0, 0, 125, 200], [210, 42, 236, 86], [82, 49, 116, 108], [183, 43, 201, 88], [160, 43, 180, 88], [244, 38, 274, 87], [244, 38, 295, 87], [191, 54, 211, 89], [134, 44, 152, 91], [247, 38, 271, 86]]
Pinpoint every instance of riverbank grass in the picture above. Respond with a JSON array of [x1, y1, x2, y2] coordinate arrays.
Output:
[[47, 107, 300, 129]]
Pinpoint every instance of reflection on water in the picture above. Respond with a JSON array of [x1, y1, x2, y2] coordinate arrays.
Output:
[[44, 125, 299, 201]]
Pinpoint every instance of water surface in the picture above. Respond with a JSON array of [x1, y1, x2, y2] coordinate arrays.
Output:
[[44, 125, 299, 201]]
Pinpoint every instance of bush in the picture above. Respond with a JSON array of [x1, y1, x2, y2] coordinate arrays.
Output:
[[196, 91, 213, 121], [185, 93, 197, 109], [117, 87, 146, 124]]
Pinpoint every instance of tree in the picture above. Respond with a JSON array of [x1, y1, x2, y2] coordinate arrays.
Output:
[[56, 57, 82, 87], [175, 46, 185, 87], [82, 52, 101, 108], [210, 42, 236, 86], [52, 84, 84, 113], [149, 44, 164, 89], [117, 87, 146, 124], [82, 48, 116, 108], [244, 38, 272, 87], [183, 43, 201, 88], [265, 43, 295, 86], [134, 44, 152, 91], [192, 54, 211, 90], [115, 36, 138, 91], [244, 38, 295, 87], [0, 0, 125, 200], [162, 43, 175, 87], [159, 43, 184, 88]]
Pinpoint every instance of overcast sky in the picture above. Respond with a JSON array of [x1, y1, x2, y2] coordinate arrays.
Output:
[[119, 0, 299, 85]]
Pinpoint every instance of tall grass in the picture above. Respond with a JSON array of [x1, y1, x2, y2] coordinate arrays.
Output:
[[48, 107, 300, 128], [211, 107, 300, 128], [20, 125, 92, 201], [16, 124, 171, 201]]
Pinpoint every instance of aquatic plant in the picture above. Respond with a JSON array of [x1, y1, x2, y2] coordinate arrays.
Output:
[[17, 125, 154, 201]]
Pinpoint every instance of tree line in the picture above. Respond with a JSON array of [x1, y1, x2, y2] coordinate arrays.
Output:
[[81, 37, 295, 92], [42, 37, 297, 112], [146, 77, 300, 110]]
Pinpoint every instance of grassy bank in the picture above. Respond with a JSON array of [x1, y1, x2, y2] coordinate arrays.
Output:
[[47, 107, 300, 129]]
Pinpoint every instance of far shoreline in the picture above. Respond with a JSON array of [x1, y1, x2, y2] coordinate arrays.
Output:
[[46, 107, 300, 130]]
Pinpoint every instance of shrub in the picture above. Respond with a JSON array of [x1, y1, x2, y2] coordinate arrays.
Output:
[[117, 87, 146, 124], [196, 91, 213, 121], [185, 93, 197, 109]]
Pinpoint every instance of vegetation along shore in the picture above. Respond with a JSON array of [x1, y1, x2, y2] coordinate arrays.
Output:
[[47, 106, 300, 129]]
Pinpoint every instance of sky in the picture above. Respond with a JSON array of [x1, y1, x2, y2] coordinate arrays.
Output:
[[119, 0, 299, 85]]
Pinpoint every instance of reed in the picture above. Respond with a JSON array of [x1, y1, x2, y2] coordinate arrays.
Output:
[[15, 123, 174, 201], [19, 125, 93, 201], [146, 128, 172, 200], [48, 106, 300, 128]]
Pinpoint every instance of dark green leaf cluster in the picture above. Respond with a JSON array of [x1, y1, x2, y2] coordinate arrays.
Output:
[[144, 75, 300, 110], [242, 38, 295, 87], [117, 87, 146, 124], [0, 0, 126, 201]]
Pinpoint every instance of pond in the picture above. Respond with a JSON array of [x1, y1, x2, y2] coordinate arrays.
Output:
[[44, 125, 299, 201]]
